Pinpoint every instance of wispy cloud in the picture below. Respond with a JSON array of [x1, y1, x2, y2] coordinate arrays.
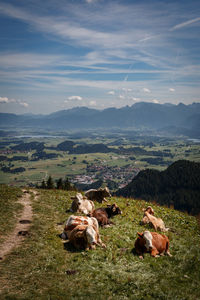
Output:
[[171, 17, 200, 31]]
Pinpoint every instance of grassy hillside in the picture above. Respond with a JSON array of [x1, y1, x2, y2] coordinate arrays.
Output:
[[0, 186, 200, 299]]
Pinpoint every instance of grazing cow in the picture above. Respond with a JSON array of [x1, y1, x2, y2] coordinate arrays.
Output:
[[143, 211, 169, 232], [70, 193, 94, 215], [84, 187, 111, 203], [60, 215, 105, 249], [134, 230, 172, 258], [89, 203, 122, 226]]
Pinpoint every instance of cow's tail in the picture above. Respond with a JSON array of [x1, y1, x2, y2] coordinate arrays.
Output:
[[165, 239, 172, 256]]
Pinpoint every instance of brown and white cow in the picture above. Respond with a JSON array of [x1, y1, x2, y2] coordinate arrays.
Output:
[[89, 203, 122, 226], [60, 215, 105, 249], [68, 224, 100, 250], [70, 193, 94, 215], [134, 230, 172, 258], [141, 206, 155, 225], [84, 187, 111, 203]]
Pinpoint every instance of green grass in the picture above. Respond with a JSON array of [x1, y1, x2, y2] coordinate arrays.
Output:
[[0, 187, 200, 299], [0, 185, 23, 244]]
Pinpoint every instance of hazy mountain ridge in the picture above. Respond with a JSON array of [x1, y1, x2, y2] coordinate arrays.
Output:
[[0, 102, 200, 137]]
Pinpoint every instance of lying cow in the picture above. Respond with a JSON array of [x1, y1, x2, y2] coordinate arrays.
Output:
[[135, 230, 172, 258], [68, 224, 101, 250], [70, 193, 94, 215], [84, 187, 111, 203], [60, 215, 105, 249], [141, 206, 169, 232], [89, 203, 122, 226]]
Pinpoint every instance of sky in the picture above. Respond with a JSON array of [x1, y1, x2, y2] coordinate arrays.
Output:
[[0, 0, 200, 114]]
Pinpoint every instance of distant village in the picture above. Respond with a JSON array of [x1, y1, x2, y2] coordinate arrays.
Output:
[[71, 162, 140, 189]]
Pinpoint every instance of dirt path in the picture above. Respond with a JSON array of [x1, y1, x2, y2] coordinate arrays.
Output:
[[0, 189, 37, 261]]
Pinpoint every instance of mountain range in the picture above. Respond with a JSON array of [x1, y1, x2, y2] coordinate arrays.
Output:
[[0, 102, 200, 137]]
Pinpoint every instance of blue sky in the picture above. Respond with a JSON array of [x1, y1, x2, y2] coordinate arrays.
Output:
[[0, 0, 200, 114]]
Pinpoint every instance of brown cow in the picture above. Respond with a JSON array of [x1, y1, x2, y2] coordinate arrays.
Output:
[[134, 230, 172, 258], [68, 224, 101, 250], [84, 187, 111, 203], [89, 203, 122, 226], [60, 215, 105, 249], [143, 211, 169, 232]]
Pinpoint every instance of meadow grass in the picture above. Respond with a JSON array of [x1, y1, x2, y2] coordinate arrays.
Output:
[[0, 187, 200, 299], [0, 185, 23, 244]]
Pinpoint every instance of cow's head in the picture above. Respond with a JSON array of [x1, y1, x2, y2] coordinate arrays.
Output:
[[137, 231, 153, 250], [107, 203, 122, 216], [100, 187, 111, 197], [141, 206, 154, 225], [71, 193, 83, 206]]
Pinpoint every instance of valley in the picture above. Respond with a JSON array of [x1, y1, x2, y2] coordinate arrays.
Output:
[[0, 129, 199, 190]]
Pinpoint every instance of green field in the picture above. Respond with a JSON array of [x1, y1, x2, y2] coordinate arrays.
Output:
[[0, 185, 200, 299], [0, 134, 199, 188]]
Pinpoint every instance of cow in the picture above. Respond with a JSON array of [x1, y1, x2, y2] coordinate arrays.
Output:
[[60, 215, 105, 249], [141, 206, 155, 225], [142, 210, 169, 232], [69, 193, 94, 215], [89, 203, 122, 226], [84, 187, 111, 203], [68, 224, 102, 250], [134, 230, 172, 258]]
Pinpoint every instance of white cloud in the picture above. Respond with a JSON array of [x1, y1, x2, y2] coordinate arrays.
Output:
[[0, 96, 28, 107], [119, 95, 125, 99], [131, 97, 141, 102], [0, 97, 9, 103], [152, 99, 159, 104], [169, 88, 175, 92], [67, 95, 83, 101], [89, 100, 96, 106], [86, 0, 96, 3], [19, 102, 29, 107], [143, 88, 151, 93], [122, 88, 132, 92], [108, 91, 115, 95]]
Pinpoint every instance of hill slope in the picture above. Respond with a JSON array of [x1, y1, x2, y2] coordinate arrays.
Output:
[[0, 185, 200, 299], [116, 160, 200, 215]]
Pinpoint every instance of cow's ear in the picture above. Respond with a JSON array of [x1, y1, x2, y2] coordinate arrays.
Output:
[[137, 232, 143, 238]]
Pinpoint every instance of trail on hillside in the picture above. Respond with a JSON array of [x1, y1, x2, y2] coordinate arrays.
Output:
[[0, 189, 37, 261]]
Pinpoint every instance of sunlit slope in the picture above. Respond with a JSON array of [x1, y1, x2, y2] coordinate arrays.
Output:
[[0, 186, 200, 299]]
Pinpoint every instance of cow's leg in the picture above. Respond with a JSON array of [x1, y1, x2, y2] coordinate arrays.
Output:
[[150, 247, 159, 257]]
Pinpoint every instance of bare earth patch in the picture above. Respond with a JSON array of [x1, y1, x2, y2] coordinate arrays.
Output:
[[0, 189, 37, 261]]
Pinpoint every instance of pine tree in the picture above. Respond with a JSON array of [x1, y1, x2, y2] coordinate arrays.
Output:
[[46, 175, 54, 189], [40, 180, 46, 189], [64, 177, 71, 190], [57, 178, 64, 190]]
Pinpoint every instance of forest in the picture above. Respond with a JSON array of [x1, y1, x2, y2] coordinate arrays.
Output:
[[116, 160, 200, 215]]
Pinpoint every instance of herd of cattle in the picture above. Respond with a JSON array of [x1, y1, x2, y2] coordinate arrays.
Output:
[[60, 187, 172, 258]]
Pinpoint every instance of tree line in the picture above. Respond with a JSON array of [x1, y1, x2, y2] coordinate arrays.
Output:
[[38, 176, 76, 191]]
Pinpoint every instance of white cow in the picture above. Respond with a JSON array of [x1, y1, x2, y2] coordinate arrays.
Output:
[[69, 193, 95, 215]]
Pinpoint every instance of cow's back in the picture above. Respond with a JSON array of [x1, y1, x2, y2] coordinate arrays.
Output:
[[151, 232, 169, 252]]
